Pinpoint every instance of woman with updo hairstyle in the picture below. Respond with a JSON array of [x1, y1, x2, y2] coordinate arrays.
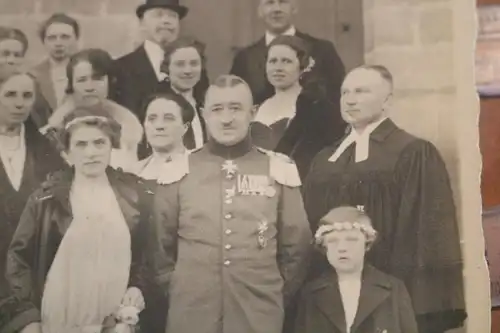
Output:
[[41, 48, 143, 171], [134, 92, 194, 180], [0, 71, 64, 302], [4, 107, 152, 333], [293, 206, 418, 333], [252, 35, 347, 181], [159, 36, 208, 152]]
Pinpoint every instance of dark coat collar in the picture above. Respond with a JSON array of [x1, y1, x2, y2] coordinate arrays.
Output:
[[342, 118, 399, 144], [37, 167, 146, 231], [309, 265, 393, 333]]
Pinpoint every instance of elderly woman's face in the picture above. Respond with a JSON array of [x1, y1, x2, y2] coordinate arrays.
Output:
[[0, 74, 35, 127], [324, 229, 367, 274], [144, 98, 187, 152], [266, 44, 301, 91], [0, 39, 25, 78], [168, 46, 202, 93], [72, 61, 108, 107], [67, 124, 112, 177]]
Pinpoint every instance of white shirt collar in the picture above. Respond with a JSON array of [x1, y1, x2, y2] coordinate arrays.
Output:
[[329, 117, 388, 163], [0, 124, 26, 191], [144, 40, 168, 81], [265, 26, 296, 45]]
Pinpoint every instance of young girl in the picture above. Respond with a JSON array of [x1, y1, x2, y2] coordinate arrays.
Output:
[[294, 206, 418, 333]]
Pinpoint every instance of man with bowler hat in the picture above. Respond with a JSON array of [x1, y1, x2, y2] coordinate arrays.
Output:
[[112, 2, 203, 327], [111, 0, 209, 156]]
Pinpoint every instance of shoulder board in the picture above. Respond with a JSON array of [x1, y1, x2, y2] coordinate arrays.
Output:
[[157, 153, 190, 185], [257, 148, 301, 187]]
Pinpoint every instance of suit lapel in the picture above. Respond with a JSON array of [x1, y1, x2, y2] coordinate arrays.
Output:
[[311, 271, 348, 333], [133, 45, 161, 84], [351, 265, 392, 331]]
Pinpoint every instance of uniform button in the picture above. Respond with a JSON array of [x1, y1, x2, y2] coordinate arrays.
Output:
[[225, 244, 232, 250], [224, 260, 231, 266], [225, 199, 233, 204], [225, 229, 232, 235], [224, 213, 232, 220], [226, 174, 234, 180]]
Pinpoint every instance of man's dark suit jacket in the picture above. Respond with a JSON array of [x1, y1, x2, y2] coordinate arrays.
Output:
[[230, 30, 346, 105], [111, 43, 209, 123]]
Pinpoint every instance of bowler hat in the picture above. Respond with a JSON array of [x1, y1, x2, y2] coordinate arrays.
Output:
[[136, 0, 188, 19]]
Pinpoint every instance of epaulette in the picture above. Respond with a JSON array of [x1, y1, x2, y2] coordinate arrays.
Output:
[[257, 148, 301, 187], [157, 152, 190, 185]]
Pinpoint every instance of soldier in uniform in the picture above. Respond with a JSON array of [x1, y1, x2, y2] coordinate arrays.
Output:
[[150, 74, 312, 333]]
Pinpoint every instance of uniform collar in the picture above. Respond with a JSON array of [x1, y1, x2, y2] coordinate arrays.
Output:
[[265, 25, 296, 45], [206, 134, 253, 159]]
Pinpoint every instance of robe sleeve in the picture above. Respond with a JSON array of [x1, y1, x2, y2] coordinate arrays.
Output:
[[393, 140, 466, 331], [150, 182, 180, 296], [4, 194, 43, 331], [277, 184, 313, 307]]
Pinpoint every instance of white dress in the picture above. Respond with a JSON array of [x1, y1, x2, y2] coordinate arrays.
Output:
[[40, 176, 132, 333]]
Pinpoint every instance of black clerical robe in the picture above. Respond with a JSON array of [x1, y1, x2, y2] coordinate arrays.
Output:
[[303, 119, 466, 333]]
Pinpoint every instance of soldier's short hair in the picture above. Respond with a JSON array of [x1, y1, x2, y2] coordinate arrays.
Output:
[[39, 13, 80, 41], [205, 74, 254, 105], [358, 64, 394, 89]]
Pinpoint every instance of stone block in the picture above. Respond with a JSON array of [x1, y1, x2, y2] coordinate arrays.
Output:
[[372, 5, 416, 46], [106, 0, 142, 15], [0, 0, 36, 14], [419, 5, 453, 44], [78, 17, 140, 58], [40, 0, 104, 15], [367, 43, 456, 91]]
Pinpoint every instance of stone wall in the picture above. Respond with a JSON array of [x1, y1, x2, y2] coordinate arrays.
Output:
[[364, 0, 489, 332], [0, 0, 143, 67]]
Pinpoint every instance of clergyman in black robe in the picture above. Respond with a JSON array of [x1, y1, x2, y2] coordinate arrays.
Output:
[[303, 65, 466, 333]]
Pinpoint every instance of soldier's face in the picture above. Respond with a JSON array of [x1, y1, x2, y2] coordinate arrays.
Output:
[[266, 44, 301, 90], [0, 74, 35, 128], [258, 0, 297, 34], [168, 47, 202, 92], [203, 85, 256, 146], [43, 23, 78, 62], [0, 39, 25, 78], [144, 98, 188, 152], [141, 8, 180, 48], [67, 125, 112, 178], [324, 229, 367, 274], [340, 68, 392, 130]]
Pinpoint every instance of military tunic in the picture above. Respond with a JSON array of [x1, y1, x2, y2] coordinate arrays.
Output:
[[151, 137, 312, 333]]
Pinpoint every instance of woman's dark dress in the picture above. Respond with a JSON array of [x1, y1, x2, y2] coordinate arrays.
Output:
[[303, 119, 466, 333], [251, 90, 347, 182]]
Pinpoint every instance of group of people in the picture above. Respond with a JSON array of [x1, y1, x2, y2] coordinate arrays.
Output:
[[0, 0, 466, 333]]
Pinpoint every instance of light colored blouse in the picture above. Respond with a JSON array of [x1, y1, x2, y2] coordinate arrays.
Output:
[[254, 88, 300, 127], [338, 276, 362, 333], [0, 125, 26, 191], [134, 150, 188, 180], [41, 175, 131, 333]]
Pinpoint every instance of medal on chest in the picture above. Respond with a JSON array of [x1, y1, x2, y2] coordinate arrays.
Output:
[[236, 174, 276, 197]]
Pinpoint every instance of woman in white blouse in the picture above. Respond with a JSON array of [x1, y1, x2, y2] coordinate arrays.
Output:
[[160, 36, 208, 151], [41, 48, 143, 172], [0, 71, 64, 301], [5, 108, 151, 333], [134, 92, 194, 180]]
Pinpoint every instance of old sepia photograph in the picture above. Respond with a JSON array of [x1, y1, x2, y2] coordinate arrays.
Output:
[[0, 0, 489, 332]]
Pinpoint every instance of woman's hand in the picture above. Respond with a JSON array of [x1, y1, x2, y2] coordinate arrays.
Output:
[[121, 287, 145, 311], [20, 322, 42, 333]]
